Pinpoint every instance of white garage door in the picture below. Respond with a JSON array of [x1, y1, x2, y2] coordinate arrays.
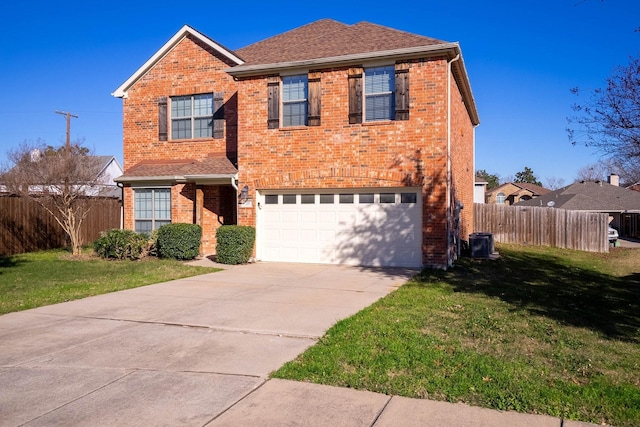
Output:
[[256, 189, 422, 267]]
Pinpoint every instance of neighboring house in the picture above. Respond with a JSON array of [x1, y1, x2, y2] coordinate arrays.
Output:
[[112, 20, 479, 268], [0, 154, 122, 199], [515, 175, 640, 238], [628, 182, 640, 193], [90, 155, 123, 198], [474, 176, 488, 204], [485, 182, 550, 205]]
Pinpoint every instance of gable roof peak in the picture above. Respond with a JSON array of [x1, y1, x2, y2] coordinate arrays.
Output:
[[112, 24, 244, 99]]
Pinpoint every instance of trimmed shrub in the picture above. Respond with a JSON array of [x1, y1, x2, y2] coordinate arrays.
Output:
[[216, 225, 255, 265], [156, 223, 202, 260], [94, 229, 148, 260]]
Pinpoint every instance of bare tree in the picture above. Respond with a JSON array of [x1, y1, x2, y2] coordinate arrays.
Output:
[[545, 176, 566, 190], [567, 55, 640, 178], [501, 174, 514, 185], [575, 162, 609, 182], [605, 156, 640, 186], [1, 140, 107, 256]]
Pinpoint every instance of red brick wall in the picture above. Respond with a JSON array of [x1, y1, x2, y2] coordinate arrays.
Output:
[[449, 71, 476, 250], [119, 35, 240, 254], [236, 58, 457, 266]]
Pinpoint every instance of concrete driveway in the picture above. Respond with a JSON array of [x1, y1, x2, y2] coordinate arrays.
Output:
[[0, 262, 415, 426], [618, 237, 640, 248]]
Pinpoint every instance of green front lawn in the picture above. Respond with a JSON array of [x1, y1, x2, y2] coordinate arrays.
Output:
[[273, 245, 640, 427], [0, 249, 219, 315]]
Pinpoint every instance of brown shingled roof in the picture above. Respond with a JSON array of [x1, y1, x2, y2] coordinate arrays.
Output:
[[516, 181, 640, 211], [235, 19, 447, 66], [116, 156, 237, 183]]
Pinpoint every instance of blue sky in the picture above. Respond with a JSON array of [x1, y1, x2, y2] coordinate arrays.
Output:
[[1, 0, 638, 186]]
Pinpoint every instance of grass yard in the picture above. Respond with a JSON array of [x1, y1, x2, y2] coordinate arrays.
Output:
[[0, 249, 220, 315], [273, 244, 640, 427]]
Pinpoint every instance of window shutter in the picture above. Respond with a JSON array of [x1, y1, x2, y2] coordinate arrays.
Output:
[[267, 76, 280, 129], [213, 92, 224, 139], [158, 97, 168, 141], [308, 71, 321, 126], [395, 62, 410, 121], [348, 67, 363, 124]]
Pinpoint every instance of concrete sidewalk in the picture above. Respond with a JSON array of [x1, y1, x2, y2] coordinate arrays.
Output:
[[0, 261, 601, 426]]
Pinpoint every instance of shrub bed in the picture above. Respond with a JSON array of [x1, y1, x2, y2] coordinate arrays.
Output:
[[94, 229, 148, 260]]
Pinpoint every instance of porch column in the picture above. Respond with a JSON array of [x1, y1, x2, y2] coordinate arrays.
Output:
[[195, 186, 204, 255]]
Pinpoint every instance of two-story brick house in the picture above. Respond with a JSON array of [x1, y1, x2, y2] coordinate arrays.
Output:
[[113, 19, 479, 268]]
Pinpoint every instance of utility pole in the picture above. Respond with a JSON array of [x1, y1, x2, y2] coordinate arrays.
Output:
[[55, 110, 78, 150]]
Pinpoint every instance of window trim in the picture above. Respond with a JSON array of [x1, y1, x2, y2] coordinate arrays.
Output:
[[170, 93, 214, 140], [133, 187, 171, 233], [364, 65, 395, 122], [158, 92, 224, 141], [268, 71, 321, 129], [349, 62, 410, 124], [282, 75, 309, 127]]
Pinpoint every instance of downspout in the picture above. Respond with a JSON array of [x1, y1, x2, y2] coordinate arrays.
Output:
[[447, 53, 460, 268]]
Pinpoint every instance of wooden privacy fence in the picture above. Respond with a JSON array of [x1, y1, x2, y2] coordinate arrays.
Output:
[[474, 203, 609, 253], [0, 196, 121, 256]]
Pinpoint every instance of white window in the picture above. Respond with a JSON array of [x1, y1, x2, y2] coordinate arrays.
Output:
[[365, 66, 395, 121], [171, 94, 213, 139], [134, 188, 171, 233], [496, 192, 506, 204], [282, 75, 308, 127]]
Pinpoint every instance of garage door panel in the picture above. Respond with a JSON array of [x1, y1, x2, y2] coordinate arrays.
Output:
[[318, 211, 336, 224], [318, 229, 336, 242], [281, 211, 299, 222], [299, 211, 317, 223], [258, 189, 422, 267], [299, 229, 317, 241]]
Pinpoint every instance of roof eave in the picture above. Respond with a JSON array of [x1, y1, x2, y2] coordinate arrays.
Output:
[[226, 43, 460, 76], [112, 25, 245, 99], [114, 173, 237, 185]]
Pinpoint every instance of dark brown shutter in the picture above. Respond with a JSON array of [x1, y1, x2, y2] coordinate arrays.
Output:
[[267, 76, 280, 129], [308, 71, 321, 126], [395, 62, 410, 121], [213, 92, 224, 139], [348, 67, 363, 124], [158, 97, 168, 141]]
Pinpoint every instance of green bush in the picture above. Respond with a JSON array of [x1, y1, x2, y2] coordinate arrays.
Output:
[[93, 229, 148, 260], [216, 225, 255, 265], [156, 223, 202, 260]]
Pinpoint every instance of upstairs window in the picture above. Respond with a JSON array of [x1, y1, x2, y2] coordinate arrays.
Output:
[[282, 75, 308, 127], [158, 93, 224, 141], [171, 94, 213, 139], [349, 62, 410, 124], [267, 72, 321, 129], [365, 66, 395, 121], [496, 192, 506, 204]]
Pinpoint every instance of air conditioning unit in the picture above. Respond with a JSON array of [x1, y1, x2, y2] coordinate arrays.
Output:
[[469, 232, 494, 258]]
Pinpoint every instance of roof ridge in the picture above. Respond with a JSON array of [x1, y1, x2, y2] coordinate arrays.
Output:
[[351, 21, 444, 43], [237, 18, 348, 52]]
